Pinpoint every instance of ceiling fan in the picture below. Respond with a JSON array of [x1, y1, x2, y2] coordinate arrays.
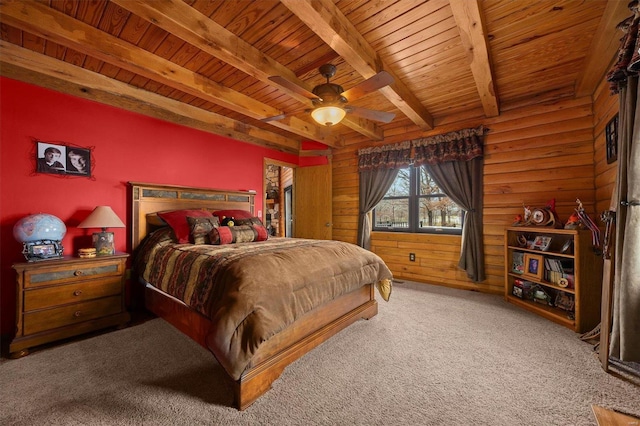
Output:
[[265, 64, 396, 126]]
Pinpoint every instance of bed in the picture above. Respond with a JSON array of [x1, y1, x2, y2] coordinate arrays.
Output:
[[129, 182, 392, 410]]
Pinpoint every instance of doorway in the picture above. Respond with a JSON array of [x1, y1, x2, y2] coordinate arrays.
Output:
[[284, 185, 292, 237], [263, 159, 295, 238]]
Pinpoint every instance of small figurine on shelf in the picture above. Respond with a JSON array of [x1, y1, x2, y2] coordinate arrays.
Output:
[[523, 205, 532, 225], [512, 213, 524, 226], [564, 211, 582, 230], [513, 205, 532, 226]]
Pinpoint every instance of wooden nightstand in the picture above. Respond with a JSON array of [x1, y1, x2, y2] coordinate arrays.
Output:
[[10, 253, 130, 358]]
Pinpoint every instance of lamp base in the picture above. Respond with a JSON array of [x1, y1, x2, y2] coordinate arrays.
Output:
[[92, 231, 115, 256]]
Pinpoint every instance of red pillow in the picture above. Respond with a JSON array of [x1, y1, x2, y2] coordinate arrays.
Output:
[[212, 209, 254, 221], [157, 210, 213, 243]]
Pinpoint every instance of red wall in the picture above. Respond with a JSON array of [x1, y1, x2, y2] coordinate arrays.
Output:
[[0, 77, 303, 338]]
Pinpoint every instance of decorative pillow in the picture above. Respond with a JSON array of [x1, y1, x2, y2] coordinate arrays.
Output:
[[234, 216, 265, 227], [209, 224, 269, 245], [146, 213, 168, 227], [187, 216, 220, 244], [157, 209, 213, 243], [212, 209, 254, 221]]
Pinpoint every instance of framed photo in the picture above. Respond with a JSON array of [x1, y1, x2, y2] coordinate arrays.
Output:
[[512, 251, 525, 274], [532, 236, 552, 251], [36, 141, 92, 177], [21, 240, 64, 261], [605, 114, 618, 164], [523, 253, 544, 281]]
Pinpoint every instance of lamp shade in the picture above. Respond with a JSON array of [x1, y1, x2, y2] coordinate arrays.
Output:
[[78, 206, 125, 230], [311, 106, 346, 126]]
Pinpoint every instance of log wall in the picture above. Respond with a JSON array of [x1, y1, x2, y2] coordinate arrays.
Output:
[[332, 96, 600, 295], [593, 78, 619, 214]]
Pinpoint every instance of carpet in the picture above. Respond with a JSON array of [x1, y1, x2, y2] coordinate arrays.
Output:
[[1, 281, 639, 425]]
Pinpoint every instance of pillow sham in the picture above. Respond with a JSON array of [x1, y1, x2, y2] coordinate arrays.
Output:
[[157, 209, 214, 243], [212, 209, 254, 221], [209, 224, 268, 245], [187, 216, 220, 244], [234, 216, 265, 227]]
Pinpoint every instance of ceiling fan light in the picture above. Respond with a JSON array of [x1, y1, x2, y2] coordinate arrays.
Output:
[[311, 106, 346, 126]]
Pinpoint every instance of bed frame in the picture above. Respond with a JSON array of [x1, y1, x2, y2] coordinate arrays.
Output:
[[129, 182, 378, 410]]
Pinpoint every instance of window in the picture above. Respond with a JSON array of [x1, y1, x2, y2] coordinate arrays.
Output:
[[372, 165, 464, 234]]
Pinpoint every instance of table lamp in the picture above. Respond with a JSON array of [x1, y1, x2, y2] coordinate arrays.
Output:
[[78, 206, 125, 256]]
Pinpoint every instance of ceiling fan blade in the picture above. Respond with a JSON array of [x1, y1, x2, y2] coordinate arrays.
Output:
[[341, 71, 394, 102], [261, 109, 309, 122], [268, 75, 319, 100], [345, 106, 395, 123]]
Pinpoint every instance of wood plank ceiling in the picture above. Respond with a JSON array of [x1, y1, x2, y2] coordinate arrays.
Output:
[[0, 0, 630, 154]]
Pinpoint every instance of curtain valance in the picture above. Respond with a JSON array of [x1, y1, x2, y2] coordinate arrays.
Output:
[[357, 141, 411, 171], [412, 126, 485, 166]]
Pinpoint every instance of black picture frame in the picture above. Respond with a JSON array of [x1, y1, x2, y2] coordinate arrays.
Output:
[[36, 141, 92, 177], [605, 114, 618, 164]]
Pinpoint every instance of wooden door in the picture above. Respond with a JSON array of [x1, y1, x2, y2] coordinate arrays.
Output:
[[294, 164, 332, 240]]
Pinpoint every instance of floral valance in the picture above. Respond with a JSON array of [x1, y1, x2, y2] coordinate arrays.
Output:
[[412, 126, 485, 166], [358, 141, 411, 171], [607, 5, 640, 94]]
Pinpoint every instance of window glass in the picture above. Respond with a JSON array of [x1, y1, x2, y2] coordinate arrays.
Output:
[[373, 198, 409, 229], [372, 165, 463, 234]]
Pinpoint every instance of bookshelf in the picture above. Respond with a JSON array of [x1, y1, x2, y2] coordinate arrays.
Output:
[[504, 226, 603, 333]]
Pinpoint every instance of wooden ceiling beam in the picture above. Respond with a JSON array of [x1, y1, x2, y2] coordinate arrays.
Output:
[[0, 41, 301, 153], [0, 0, 341, 147], [449, 0, 499, 118], [575, 0, 631, 98], [111, 0, 379, 140], [280, 0, 434, 130]]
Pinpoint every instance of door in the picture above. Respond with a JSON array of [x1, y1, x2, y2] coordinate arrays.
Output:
[[294, 164, 332, 240]]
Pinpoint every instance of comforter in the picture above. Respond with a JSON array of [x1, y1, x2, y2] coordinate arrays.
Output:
[[135, 228, 393, 379]]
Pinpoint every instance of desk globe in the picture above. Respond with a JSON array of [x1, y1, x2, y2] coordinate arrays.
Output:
[[13, 213, 66, 242]]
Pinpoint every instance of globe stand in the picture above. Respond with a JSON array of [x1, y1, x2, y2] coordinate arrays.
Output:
[[22, 240, 64, 261]]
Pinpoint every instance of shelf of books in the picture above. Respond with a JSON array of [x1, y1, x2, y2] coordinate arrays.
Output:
[[504, 226, 603, 333]]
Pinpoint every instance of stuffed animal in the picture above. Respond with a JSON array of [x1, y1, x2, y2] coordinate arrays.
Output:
[[221, 216, 235, 227]]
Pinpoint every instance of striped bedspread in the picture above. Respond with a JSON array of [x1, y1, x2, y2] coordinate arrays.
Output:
[[134, 227, 392, 380]]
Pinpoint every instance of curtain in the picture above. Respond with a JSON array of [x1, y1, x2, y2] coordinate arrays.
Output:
[[357, 142, 411, 249], [412, 126, 486, 282], [606, 5, 640, 363]]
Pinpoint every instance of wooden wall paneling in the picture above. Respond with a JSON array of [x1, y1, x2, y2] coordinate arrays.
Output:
[[592, 77, 619, 214]]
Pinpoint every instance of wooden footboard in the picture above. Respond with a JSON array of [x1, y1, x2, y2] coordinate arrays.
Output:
[[144, 282, 377, 410]]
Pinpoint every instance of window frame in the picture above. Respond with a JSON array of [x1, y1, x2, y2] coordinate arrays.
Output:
[[372, 165, 464, 235]]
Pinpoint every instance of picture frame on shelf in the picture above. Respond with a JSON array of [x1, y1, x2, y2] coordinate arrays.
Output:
[[523, 253, 544, 281], [532, 235, 552, 251], [512, 251, 525, 274]]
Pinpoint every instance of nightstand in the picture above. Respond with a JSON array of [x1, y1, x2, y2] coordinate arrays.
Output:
[[10, 253, 130, 358]]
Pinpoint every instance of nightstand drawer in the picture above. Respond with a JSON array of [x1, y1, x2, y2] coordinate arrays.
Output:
[[24, 277, 122, 311], [23, 260, 124, 288], [24, 296, 123, 335]]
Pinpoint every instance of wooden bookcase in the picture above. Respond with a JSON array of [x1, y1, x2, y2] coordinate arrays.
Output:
[[504, 227, 603, 333]]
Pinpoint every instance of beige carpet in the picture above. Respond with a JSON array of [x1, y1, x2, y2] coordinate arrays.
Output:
[[1, 281, 639, 425]]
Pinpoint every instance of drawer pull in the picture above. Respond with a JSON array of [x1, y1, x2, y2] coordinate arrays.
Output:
[[74, 311, 82, 317], [73, 290, 83, 296], [74, 270, 84, 276]]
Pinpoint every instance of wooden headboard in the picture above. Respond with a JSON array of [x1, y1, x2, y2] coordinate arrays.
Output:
[[129, 182, 255, 250]]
